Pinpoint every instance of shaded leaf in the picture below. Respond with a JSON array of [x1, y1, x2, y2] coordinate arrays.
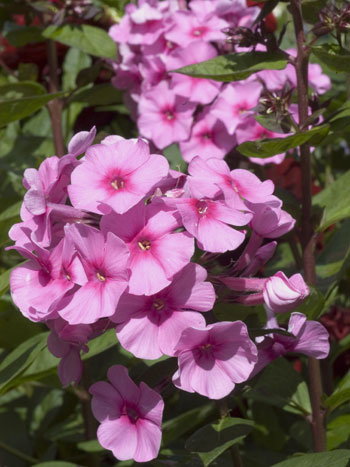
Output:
[[292, 285, 325, 320], [327, 415, 350, 450], [313, 171, 350, 230], [302, 0, 328, 24], [4, 25, 44, 46], [312, 45, 350, 73], [69, 83, 122, 106], [42, 24, 117, 59], [186, 417, 254, 467], [271, 450, 350, 467], [237, 125, 329, 158], [324, 388, 350, 412], [172, 51, 288, 82], [163, 143, 187, 171], [62, 47, 92, 91]]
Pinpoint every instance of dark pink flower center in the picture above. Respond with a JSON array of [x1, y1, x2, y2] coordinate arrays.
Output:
[[197, 199, 209, 215], [110, 177, 124, 190], [153, 298, 165, 311], [191, 26, 207, 37], [200, 343, 212, 354], [138, 239, 151, 251], [123, 405, 140, 424], [234, 102, 249, 115], [164, 109, 175, 121]]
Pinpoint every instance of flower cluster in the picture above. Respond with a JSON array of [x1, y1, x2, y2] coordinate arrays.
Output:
[[8, 130, 329, 462], [108, 0, 331, 165]]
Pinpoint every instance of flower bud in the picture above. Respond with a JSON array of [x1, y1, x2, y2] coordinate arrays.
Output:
[[263, 271, 309, 313]]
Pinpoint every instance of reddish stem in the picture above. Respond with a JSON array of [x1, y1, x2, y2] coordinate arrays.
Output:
[[289, 0, 326, 452]]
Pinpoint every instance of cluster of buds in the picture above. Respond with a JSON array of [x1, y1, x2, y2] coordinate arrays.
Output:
[[313, 3, 350, 37]]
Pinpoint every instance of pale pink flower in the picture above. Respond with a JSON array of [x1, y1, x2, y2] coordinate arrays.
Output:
[[179, 110, 234, 162], [173, 321, 257, 399], [57, 223, 129, 324], [175, 195, 251, 253], [100, 201, 194, 296], [113, 263, 215, 359], [249, 197, 295, 238], [167, 41, 221, 105], [90, 365, 164, 462], [188, 157, 274, 209], [138, 81, 196, 149], [68, 138, 169, 215], [211, 82, 262, 134], [252, 312, 330, 376], [263, 271, 309, 313], [9, 236, 86, 322], [165, 10, 228, 47]]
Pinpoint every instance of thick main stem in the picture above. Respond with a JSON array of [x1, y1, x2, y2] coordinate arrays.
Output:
[[290, 0, 326, 452], [46, 39, 65, 158]]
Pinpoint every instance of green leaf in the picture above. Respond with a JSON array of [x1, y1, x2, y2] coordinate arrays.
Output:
[[62, 47, 92, 91], [313, 171, 350, 230], [0, 81, 46, 101], [327, 415, 350, 450], [4, 25, 44, 47], [311, 45, 350, 73], [0, 332, 48, 395], [271, 450, 350, 467], [246, 358, 311, 415], [163, 143, 187, 171], [0, 268, 12, 297], [316, 220, 350, 294], [237, 125, 330, 158], [42, 24, 117, 59], [324, 388, 350, 412], [69, 83, 122, 106], [186, 417, 254, 466], [302, 0, 328, 24], [162, 404, 216, 445], [292, 285, 325, 320], [0, 91, 67, 127], [77, 439, 104, 453], [171, 51, 288, 82]]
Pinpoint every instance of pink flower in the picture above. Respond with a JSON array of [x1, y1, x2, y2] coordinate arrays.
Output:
[[165, 10, 228, 47], [236, 119, 286, 165], [112, 263, 215, 359], [138, 81, 196, 149], [173, 321, 257, 399], [211, 81, 262, 134], [188, 157, 274, 209], [57, 223, 129, 324], [9, 236, 86, 322], [47, 318, 92, 387], [100, 201, 194, 296], [263, 271, 309, 313], [253, 312, 330, 376], [68, 138, 169, 215], [175, 195, 251, 253], [90, 365, 164, 462], [249, 197, 295, 238], [179, 110, 234, 162], [167, 41, 221, 105]]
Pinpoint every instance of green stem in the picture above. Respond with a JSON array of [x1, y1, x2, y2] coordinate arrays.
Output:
[[0, 439, 39, 464]]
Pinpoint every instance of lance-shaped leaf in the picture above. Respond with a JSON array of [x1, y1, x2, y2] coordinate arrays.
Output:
[[237, 125, 329, 158], [42, 24, 117, 59], [311, 45, 350, 73], [313, 170, 350, 230], [186, 417, 254, 466], [271, 450, 350, 467], [171, 51, 288, 82]]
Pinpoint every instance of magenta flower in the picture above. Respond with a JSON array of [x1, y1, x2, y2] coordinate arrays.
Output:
[[113, 263, 215, 359], [68, 138, 169, 215], [263, 271, 309, 313], [9, 236, 86, 322], [173, 321, 257, 399], [252, 312, 330, 376], [175, 195, 251, 253], [90, 365, 164, 462], [58, 223, 129, 324], [211, 81, 262, 134], [100, 201, 194, 296], [167, 41, 221, 105], [179, 110, 234, 162], [188, 157, 274, 209], [138, 81, 196, 149]]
